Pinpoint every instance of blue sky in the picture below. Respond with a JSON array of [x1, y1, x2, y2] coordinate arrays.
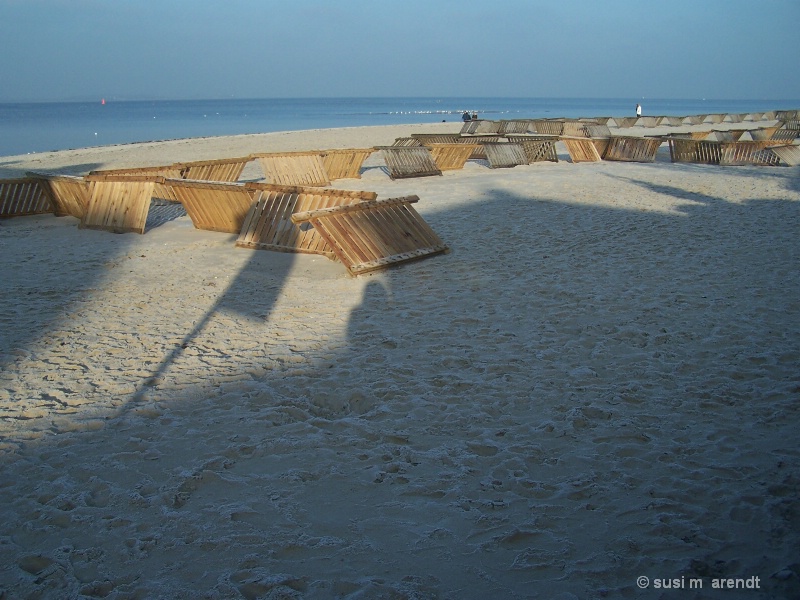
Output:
[[2, 0, 799, 102]]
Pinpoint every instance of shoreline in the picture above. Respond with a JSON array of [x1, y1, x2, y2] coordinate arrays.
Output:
[[1, 122, 799, 598]]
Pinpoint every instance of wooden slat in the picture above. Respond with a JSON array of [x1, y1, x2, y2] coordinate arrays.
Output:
[[719, 141, 783, 166], [26, 172, 90, 218], [0, 178, 52, 218], [377, 146, 442, 179], [252, 152, 331, 186], [427, 144, 478, 170], [80, 178, 156, 234], [167, 179, 257, 233], [411, 134, 462, 145], [175, 157, 251, 183], [236, 184, 377, 256], [603, 136, 663, 163], [89, 165, 184, 202], [291, 195, 448, 276], [769, 145, 800, 166], [530, 120, 565, 135], [482, 143, 529, 168], [561, 137, 603, 162], [320, 148, 375, 180]]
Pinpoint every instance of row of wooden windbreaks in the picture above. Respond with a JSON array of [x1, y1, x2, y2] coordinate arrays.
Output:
[[1, 110, 798, 275]]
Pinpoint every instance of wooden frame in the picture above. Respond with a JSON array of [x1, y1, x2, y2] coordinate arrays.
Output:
[[291, 196, 448, 276], [769, 145, 800, 166], [667, 138, 783, 166], [173, 156, 251, 182], [166, 179, 257, 233], [482, 143, 529, 168], [0, 177, 53, 218], [236, 184, 377, 257], [602, 136, 663, 163], [251, 152, 331, 187], [561, 137, 604, 162], [504, 137, 559, 163], [427, 144, 479, 170], [320, 148, 375, 180], [80, 175, 158, 234], [26, 172, 90, 218], [376, 146, 442, 179]]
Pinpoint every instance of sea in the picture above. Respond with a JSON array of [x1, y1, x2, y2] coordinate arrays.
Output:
[[2, 97, 798, 158]]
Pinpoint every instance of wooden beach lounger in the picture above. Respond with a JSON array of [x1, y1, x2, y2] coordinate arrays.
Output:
[[0, 177, 53, 219], [377, 146, 442, 179], [251, 152, 331, 187], [291, 196, 448, 276], [26, 172, 91, 219], [166, 179, 257, 234], [236, 184, 377, 257]]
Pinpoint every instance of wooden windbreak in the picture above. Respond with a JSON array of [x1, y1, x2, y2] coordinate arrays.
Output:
[[562, 120, 596, 137], [167, 179, 257, 233], [252, 152, 331, 186], [89, 165, 183, 202], [505, 137, 559, 163], [769, 145, 800, 166], [411, 134, 462, 145], [392, 137, 423, 147], [291, 195, 448, 276], [427, 144, 478, 170], [0, 178, 52, 218], [530, 120, 565, 135], [482, 143, 529, 168], [320, 148, 375, 180], [236, 184, 377, 257], [635, 116, 663, 127], [499, 120, 533, 134], [661, 116, 685, 126], [80, 175, 157, 234], [561, 137, 604, 162], [174, 156, 251, 182], [26, 172, 90, 218], [614, 117, 639, 128], [667, 138, 783, 166], [377, 146, 442, 179], [583, 124, 613, 138], [603, 136, 663, 162]]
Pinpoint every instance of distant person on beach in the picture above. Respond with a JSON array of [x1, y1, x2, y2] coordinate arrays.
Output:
[[636, 103, 642, 118], [462, 111, 471, 122], [471, 113, 478, 120]]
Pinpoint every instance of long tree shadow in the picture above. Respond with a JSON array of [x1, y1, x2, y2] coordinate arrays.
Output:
[[1, 166, 799, 598]]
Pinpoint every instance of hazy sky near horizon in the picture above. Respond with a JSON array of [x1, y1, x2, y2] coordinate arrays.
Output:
[[2, 0, 799, 102]]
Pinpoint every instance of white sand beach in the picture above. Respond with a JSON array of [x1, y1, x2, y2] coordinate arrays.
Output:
[[1, 123, 799, 599]]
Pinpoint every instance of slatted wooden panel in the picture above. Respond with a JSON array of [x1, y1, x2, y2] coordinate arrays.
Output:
[[603, 136, 663, 162], [26, 172, 90, 218], [291, 195, 448, 276], [175, 157, 251, 182], [0, 178, 52, 218], [584, 124, 612, 138], [682, 115, 706, 125], [667, 138, 723, 164], [392, 137, 422, 147], [482, 143, 529, 168], [460, 121, 481, 135], [562, 121, 596, 137], [774, 110, 798, 120], [561, 137, 603, 162], [770, 129, 798, 141], [498, 120, 533, 134], [411, 134, 462, 145], [236, 185, 377, 257], [783, 120, 800, 131], [320, 148, 375, 180], [167, 179, 257, 233], [427, 144, 478, 170], [252, 152, 331, 186], [704, 114, 726, 124], [473, 120, 503, 134], [530, 120, 564, 135], [504, 137, 559, 163], [719, 142, 783, 166], [769, 145, 800, 166], [661, 116, 685, 126], [89, 165, 183, 202], [377, 146, 442, 179], [80, 176, 156, 234], [723, 113, 744, 123]]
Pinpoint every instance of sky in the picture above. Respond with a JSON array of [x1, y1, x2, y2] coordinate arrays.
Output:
[[1, 0, 799, 102]]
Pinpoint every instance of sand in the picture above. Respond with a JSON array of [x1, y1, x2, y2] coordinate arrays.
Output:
[[1, 122, 799, 599]]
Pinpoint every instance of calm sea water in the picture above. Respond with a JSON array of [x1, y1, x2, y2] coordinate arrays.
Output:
[[1, 97, 798, 157]]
